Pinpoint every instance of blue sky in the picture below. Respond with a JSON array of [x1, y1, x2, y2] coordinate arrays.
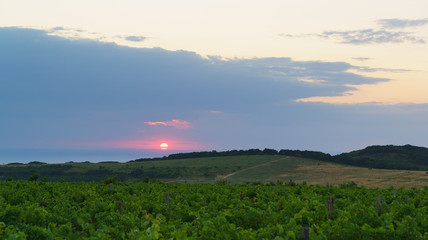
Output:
[[1, 1, 428, 162]]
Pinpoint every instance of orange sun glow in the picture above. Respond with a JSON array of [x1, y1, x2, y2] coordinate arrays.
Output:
[[160, 142, 169, 150]]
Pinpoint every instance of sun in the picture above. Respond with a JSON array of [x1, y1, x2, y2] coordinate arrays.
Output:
[[160, 142, 169, 150]]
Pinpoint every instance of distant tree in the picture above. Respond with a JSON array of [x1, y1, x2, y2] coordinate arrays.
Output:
[[263, 148, 278, 155], [27, 161, 46, 165]]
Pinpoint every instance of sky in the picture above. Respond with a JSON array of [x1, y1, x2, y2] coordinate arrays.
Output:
[[1, 1, 428, 162]]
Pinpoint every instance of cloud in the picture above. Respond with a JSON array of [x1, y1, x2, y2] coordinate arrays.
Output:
[[298, 77, 326, 84], [48, 27, 148, 45], [125, 36, 146, 42], [351, 66, 411, 73], [144, 122, 168, 126], [47, 26, 106, 41], [280, 18, 426, 45], [278, 33, 315, 38], [352, 57, 371, 61], [3, 27, 428, 154], [320, 29, 425, 44], [209, 110, 223, 114], [220, 57, 388, 86], [144, 120, 192, 129], [377, 18, 428, 29]]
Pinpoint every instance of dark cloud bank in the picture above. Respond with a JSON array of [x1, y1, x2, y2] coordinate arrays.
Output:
[[1, 27, 428, 162]]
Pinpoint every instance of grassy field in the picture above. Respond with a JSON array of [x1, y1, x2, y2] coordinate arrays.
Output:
[[223, 157, 428, 188], [132, 155, 428, 187], [2, 155, 428, 187]]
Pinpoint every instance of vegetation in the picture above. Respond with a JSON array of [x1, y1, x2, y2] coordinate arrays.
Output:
[[0, 145, 427, 239], [0, 180, 426, 239], [131, 144, 428, 171], [332, 145, 428, 170], [130, 148, 280, 162], [1, 155, 427, 188], [1, 144, 428, 186]]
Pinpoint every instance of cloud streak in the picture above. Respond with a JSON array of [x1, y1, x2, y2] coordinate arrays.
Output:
[[320, 29, 425, 45], [377, 18, 428, 29], [352, 57, 371, 61], [280, 18, 427, 45], [125, 36, 146, 42], [144, 120, 192, 129]]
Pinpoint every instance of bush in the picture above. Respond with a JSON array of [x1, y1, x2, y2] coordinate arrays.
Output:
[[28, 173, 40, 182], [287, 179, 296, 186], [103, 176, 119, 184], [340, 181, 358, 188], [214, 175, 228, 185]]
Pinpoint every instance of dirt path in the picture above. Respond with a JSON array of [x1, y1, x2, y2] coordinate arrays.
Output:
[[222, 157, 286, 179]]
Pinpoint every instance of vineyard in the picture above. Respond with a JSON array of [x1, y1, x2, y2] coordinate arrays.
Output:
[[0, 180, 427, 239]]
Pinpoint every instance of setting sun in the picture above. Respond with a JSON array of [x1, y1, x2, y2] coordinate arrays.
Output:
[[160, 142, 168, 150]]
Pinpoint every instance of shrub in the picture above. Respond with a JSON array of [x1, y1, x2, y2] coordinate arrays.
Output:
[[214, 175, 228, 185], [28, 173, 40, 182], [103, 176, 119, 185]]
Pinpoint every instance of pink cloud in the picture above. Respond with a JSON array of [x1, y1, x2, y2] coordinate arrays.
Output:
[[209, 110, 223, 114], [144, 121, 167, 126], [144, 119, 192, 129]]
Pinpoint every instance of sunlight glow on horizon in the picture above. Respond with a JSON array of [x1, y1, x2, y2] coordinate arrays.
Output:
[[89, 138, 208, 151], [160, 142, 168, 150]]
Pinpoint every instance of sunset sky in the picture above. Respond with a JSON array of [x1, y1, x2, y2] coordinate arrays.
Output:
[[1, 1, 428, 162]]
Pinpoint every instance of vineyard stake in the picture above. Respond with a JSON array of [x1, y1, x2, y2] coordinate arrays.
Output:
[[327, 197, 334, 219], [165, 192, 170, 208], [119, 200, 123, 215], [377, 197, 381, 216], [302, 227, 310, 240], [405, 197, 408, 204]]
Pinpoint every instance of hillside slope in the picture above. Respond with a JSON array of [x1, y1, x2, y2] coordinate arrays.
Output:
[[332, 144, 428, 170], [1, 155, 427, 187]]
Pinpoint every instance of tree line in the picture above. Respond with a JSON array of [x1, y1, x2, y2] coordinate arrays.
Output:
[[131, 144, 428, 171]]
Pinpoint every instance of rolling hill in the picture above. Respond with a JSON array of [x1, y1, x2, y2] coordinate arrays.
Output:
[[331, 144, 428, 171], [1, 145, 428, 187]]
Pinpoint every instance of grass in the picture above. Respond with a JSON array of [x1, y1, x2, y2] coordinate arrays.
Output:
[[1, 155, 428, 188], [224, 157, 428, 188]]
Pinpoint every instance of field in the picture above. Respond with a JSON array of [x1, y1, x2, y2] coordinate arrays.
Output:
[[2, 155, 428, 188], [0, 180, 426, 239], [221, 157, 428, 188], [1, 155, 428, 239]]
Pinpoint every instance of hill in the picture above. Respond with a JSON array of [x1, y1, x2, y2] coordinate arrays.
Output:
[[1, 154, 427, 187], [331, 144, 428, 171], [135, 144, 428, 171]]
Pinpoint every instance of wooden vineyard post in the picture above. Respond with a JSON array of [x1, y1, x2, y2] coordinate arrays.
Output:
[[377, 197, 381, 216], [302, 227, 310, 240], [405, 197, 409, 204], [203, 199, 206, 207], [119, 200, 123, 215], [392, 190, 396, 198], [38, 197, 41, 207], [165, 192, 170, 208], [327, 197, 334, 219]]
